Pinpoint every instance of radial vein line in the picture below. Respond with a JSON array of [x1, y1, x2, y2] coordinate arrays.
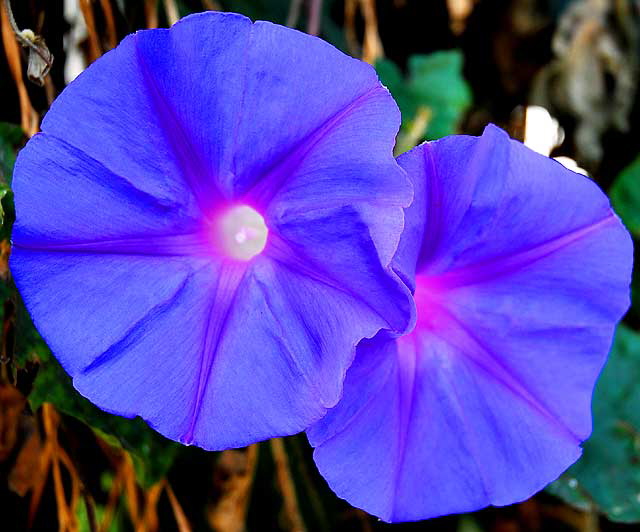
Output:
[[390, 338, 417, 519], [246, 86, 381, 206], [267, 235, 388, 326], [13, 232, 210, 257], [81, 271, 195, 375], [182, 263, 245, 443], [436, 304, 581, 444], [435, 213, 616, 287], [135, 35, 218, 212]]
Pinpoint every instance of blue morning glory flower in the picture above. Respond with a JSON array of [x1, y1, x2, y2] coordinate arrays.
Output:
[[9, 12, 413, 450], [308, 125, 633, 522]]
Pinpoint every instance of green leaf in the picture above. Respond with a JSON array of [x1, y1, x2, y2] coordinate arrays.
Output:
[[17, 309, 179, 487], [0, 121, 23, 184], [609, 156, 640, 324], [610, 155, 640, 237], [0, 122, 22, 233], [548, 325, 640, 522], [376, 51, 472, 143]]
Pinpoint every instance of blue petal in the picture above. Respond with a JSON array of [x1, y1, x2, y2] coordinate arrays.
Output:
[[11, 12, 413, 449], [190, 250, 403, 448], [12, 134, 201, 246], [308, 125, 632, 521]]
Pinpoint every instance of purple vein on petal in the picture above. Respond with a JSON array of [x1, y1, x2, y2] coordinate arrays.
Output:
[[32, 132, 192, 214], [80, 269, 197, 375], [12, 232, 212, 257], [427, 213, 618, 288], [251, 268, 326, 402], [390, 337, 417, 520], [135, 34, 223, 213], [417, 140, 445, 267], [429, 352, 494, 502], [423, 301, 582, 445], [265, 234, 388, 325], [181, 261, 246, 444], [245, 86, 383, 208], [312, 373, 389, 448], [417, 130, 506, 269], [229, 22, 254, 185]]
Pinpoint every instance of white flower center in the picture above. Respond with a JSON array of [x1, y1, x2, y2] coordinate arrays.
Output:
[[217, 205, 268, 261]]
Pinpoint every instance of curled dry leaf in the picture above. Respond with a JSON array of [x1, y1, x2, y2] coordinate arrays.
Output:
[[2, 1, 53, 86], [0, 4, 39, 136], [0, 383, 26, 461], [8, 415, 44, 497]]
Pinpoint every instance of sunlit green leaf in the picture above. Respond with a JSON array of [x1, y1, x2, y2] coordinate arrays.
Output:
[[376, 50, 472, 145]]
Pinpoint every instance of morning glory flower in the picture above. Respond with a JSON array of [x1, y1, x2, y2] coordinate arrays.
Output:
[[308, 125, 632, 522], [10, 12, 413, 450]]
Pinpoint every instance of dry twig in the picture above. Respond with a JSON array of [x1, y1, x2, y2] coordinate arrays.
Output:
[[270, 438, 306, 532], [164, 0, 180, 26], [79, 0, 103, 60], [0, 1, 39, 135], [344, 0, 384, 63], [99, 0, 118, 50], [307, 0, 322, 35], [208, 445, 259, 532], [145, 0, 159, 29]]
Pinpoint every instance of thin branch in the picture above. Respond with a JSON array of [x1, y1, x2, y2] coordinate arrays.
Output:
[[83, 492, 99, 532], [99, 0, 118, 50], [145, 0, 159, 29], [0, 0, 39, 134], [1, 0, 28, 46], [163, 0, 180, 26], [79, 0, 102, 60], [165, 483, 192, 532], [270, 438, 306, 532], [307, 0, 322, 35], [287, 0, 303, 28]]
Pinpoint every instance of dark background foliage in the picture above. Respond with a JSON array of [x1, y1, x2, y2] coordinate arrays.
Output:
[[0, 1, 639, 531]]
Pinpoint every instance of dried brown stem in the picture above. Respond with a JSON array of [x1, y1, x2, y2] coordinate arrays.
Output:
[[164, 0, 180, 26], [360, 0, 383, 63], [208, 445, 259, 532], [99, 0, 118, 50], [79, 0, 103, 60], [270, 438, 306, 532], [201, 0, 221, 11], [83, 491, 99, 532], [165, 482, 192, 532], [287, 0, 303, 27], [145, 0, 159, 29], [307, 0, 322, 35], [0, 1, 38, 135]]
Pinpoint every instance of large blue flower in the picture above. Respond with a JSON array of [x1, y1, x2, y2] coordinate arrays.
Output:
[[10, 12, 413, 450], [308, 125, 633, 522]]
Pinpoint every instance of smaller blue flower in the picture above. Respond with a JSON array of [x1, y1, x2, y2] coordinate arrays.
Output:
[[308, 125, 633, 522], [10, 12, 413, 450]]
